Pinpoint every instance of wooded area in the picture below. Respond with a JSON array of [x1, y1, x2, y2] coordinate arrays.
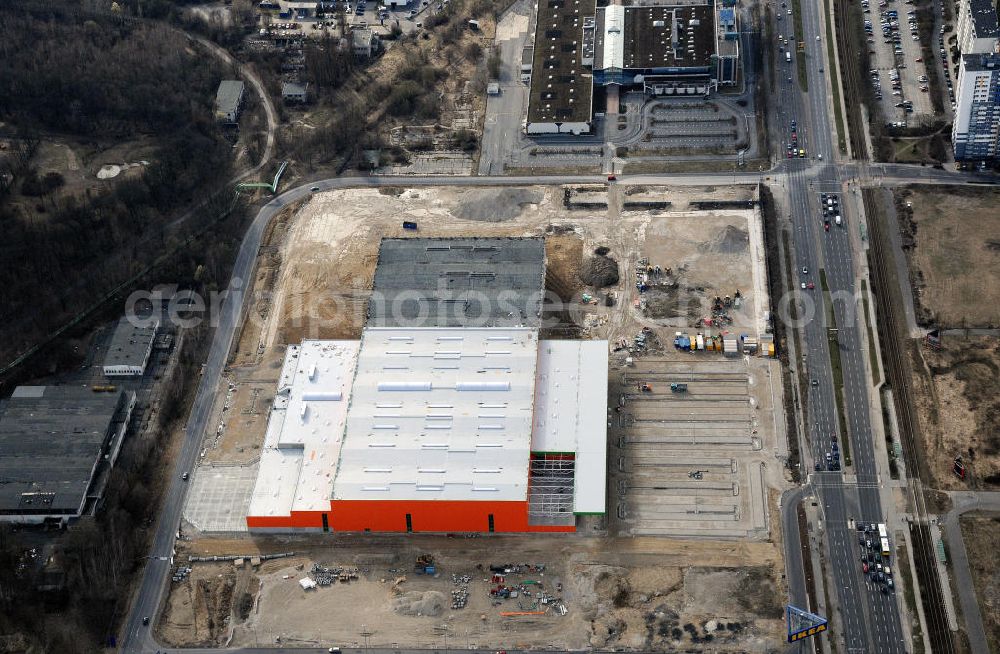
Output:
[[0, 8, 250, 646], [0, 8, 235, 365]]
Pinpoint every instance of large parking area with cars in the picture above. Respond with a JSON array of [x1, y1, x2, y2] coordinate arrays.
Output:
[[863, 0, 935, 126]]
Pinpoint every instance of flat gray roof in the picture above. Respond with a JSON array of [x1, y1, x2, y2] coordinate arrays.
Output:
[[282, 81, 308, 95], [216, 80, 245, 114], [626, 4, 715, 69], [961, 51, 1000, 71], [0, 387, 128, 515], [368, 238, 547, 328], [522, 46, 535, 67], [527, 0, 597, 125], [969, 0, 999, 37], [104, 317, 157, 370]]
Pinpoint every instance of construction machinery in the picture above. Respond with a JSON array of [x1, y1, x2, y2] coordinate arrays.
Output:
[[415, 554, 436, 575]]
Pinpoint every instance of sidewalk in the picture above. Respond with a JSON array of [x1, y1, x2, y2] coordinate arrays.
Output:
[[940, 491, 1000, 653]]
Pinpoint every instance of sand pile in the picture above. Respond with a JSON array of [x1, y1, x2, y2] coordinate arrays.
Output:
[[704, 225, 749, 254], [392, 590, 447, 617]]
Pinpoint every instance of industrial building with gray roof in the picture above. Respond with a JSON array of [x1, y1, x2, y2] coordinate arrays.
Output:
[[103, 316, 159, 377], [0, 386, 135, 524], [525, 0, 598, 134], [526, 0, 741, 134], [368, 237, 547, 328], [215, 80, 246, 124]]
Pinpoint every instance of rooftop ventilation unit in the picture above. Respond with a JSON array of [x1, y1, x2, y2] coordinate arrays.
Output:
[[302, 391, 342, 401], [378, 381, 432, 391], [456, 381, 511, 392]]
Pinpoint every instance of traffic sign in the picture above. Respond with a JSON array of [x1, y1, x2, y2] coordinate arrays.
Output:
[[787, 605, 828, 642]]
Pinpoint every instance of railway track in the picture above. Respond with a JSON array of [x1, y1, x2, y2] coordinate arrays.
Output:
[[833, 0, 867, 157], [863, 188, 955, 654]]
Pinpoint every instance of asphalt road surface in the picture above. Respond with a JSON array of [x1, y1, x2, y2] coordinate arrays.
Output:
[[771, 0, 908, 649], [941, 491, 1000, 653]]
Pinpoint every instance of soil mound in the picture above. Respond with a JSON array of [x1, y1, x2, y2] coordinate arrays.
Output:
[[704, 225, 749, 254], [580, 254, 620, 288]]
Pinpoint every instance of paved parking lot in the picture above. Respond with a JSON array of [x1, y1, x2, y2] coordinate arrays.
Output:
[[629, 100, 749, 154], [862, 0, 935, 125], [610, 359, 775, 539], [182, 464, 258, 533]]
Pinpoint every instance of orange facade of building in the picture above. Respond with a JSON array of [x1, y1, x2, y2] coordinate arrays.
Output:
[[246, 499, 575, 533]]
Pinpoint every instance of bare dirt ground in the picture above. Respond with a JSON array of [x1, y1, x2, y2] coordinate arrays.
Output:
[[0, 136, 158, 217], [907, 336, 1000, 488], [175, 183, 786, 652], [959, 514, 1000, 653], [238, 185, 763, 360], [895, 186, 1000, 488], [895, 186, 1000, 328], [640, 214, 756, 328], [160, 534, 784, 651]]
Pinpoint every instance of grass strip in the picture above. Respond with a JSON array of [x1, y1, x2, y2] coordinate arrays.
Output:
[[791, 0, 808, 91], [784, 230, 806, 401], [821, 269, 852, 466], [896, 542, 926, 654], [819, 269, 834, 325], [860, 280, 881, 385], [881, 387, 900, 479], [824, 0, 848, 154]]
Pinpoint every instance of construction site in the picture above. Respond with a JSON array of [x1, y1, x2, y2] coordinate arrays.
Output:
[[158, 535, 786, 650], [171, 182, 790, 650]]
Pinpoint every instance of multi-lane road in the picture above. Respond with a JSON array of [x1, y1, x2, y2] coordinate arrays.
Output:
[[771, 0, 910, 649]]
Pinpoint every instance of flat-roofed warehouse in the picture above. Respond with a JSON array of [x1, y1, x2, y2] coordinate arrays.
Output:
[[245, 329, 608, 533], [594, 0, 739, 94], [103, 316, 159, 377], [526, 0, 741, 133], [0, 386, 136, 524], [525, 0, 598, 135], [368, 237, 547, 328], [246, 237, 609, 533]]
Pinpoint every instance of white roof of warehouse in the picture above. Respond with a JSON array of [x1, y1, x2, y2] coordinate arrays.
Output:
[[532, 340, 608, 514], [601, 5, 626, 70], [247, 329, 611, 522], [332, 327, 538, 502], [248, 341, 359, 518]]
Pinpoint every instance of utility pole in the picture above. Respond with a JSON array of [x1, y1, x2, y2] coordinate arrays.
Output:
[[360, 624, 373, 649]]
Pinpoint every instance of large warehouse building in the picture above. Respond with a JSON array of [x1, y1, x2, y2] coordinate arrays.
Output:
[[246, 238, 609, 533], [0, 386, 135, 525], [526, 0, 741, 134]]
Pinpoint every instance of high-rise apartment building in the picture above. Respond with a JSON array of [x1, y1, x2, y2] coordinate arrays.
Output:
[[952, 53, 1000, 160]]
